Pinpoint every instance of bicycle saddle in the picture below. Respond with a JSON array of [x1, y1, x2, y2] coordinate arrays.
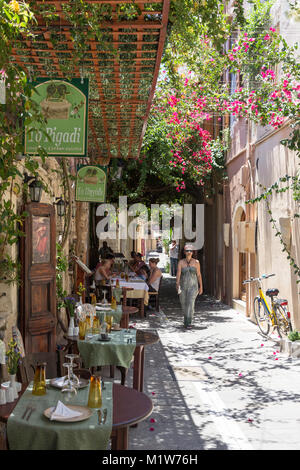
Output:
[[266, 288, 279, 297]]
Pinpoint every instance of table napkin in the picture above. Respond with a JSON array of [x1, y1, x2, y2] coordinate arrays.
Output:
[[50, 400, 82, 421]]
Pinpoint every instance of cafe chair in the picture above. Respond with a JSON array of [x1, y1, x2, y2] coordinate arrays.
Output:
[[19, 351, 61, 385], [148, 276, 163, 311]]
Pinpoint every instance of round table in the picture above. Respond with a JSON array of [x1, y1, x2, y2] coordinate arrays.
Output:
[[121, 306, 139, 328], [0, 383, 153, 451], [63, 328, 160, 393]]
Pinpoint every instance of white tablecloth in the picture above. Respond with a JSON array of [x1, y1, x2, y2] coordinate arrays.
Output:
[[111, 277, 149, 305]]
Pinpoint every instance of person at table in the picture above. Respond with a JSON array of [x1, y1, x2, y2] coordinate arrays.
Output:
[[176, 244, 203, 329], [99, 241, 114, 260], [148, 258, 162, 292], [128, 251, 137, 271], [94, 254, 116, 282], [132, 253, 150, 281]]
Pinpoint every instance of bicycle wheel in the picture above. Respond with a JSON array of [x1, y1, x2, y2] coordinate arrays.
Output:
[[253, 296, 270, 336], [274, 304, 292, 338]]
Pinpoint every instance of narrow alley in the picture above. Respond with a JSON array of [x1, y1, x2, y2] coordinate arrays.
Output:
[[128, 276, 300, 450]]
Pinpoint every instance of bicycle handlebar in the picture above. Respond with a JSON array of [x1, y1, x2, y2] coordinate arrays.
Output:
[[243, 274, 275, 285]]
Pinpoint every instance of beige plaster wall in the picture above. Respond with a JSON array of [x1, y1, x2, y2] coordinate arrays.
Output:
[[0, 157, 78, 349], [255, 127, 300, 329]]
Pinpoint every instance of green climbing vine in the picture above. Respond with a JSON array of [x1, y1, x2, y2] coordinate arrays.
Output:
[[247, 176, 300, 284]]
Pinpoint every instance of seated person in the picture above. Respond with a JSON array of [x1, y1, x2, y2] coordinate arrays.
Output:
[[94, 254, 115, 282], [128, 251, 137, 271], [132, 253, 150, 280], [148, 258, 162, 292]]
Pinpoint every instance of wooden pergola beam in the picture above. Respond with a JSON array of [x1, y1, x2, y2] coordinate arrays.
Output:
[[9, 0, 169, 160]]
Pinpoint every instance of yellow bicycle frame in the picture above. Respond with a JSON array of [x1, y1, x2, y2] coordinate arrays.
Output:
[[258, 287, 277, 326]]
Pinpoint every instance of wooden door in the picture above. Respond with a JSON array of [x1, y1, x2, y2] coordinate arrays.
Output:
[[20, 203, 56, 353]]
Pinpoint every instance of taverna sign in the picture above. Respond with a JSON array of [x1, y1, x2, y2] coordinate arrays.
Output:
[[24, 78, 89, 157]]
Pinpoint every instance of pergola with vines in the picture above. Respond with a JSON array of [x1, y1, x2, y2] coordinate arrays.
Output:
[[10, 0, 170, 164]]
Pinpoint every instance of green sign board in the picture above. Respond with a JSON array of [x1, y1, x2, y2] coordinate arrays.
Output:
[[75, 165, 107, 202], [24, 78, 89, 156]]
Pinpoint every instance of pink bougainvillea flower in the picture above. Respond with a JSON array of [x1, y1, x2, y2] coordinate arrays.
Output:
[[149, 427, 155, 431], [238, 373, 243, 377], [151, 392, 156, 396], [208, 356, 212, 360], [248, 418, 253, 423], [150, 418, 156, 423]]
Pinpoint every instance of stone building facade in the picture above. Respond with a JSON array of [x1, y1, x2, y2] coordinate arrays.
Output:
[[205, 0, 300, 329]]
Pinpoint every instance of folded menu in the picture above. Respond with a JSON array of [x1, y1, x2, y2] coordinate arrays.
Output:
[[50, 401, 82, 421]]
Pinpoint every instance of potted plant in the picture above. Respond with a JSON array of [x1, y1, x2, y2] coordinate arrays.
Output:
[[77, 282, 86, 304], [6, 338, 21, 399], [288, 331, 300, 342], [63, 296, 77, 336]]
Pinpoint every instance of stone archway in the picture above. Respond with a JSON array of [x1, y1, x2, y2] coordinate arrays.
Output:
[[232, 203, 247, 309]]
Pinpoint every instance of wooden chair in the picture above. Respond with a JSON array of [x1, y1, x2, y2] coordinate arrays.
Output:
[[148, 276, 163, 311], [19, 350, 91, 385], [19, 351, 61, 384]]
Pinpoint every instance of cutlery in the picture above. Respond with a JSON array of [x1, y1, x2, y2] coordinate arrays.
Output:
[[97, 408, 107, 425], [21, 406, 31, 420], [102, 408, 107, 424], [26, 406, 36, 421]]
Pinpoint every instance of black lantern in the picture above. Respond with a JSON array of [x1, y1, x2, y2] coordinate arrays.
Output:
[[54, 197, 65, 217], [24, 173, 43, 203], [116, 159, 124, 179], [110, 158, 124, 181], [29, 178, 43, 203]]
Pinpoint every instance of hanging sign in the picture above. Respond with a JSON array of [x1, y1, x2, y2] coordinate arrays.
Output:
[[24, 78, 89, 156], [75, 165, 107, 203]]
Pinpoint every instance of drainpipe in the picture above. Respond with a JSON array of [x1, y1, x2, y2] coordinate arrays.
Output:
[[245, 119, 256, 318], [245, 119, 251, 317]]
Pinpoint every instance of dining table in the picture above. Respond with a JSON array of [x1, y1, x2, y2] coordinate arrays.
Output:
[[0, 382, 153, 450], [109, 275, 149, 317], [63, 328, 160, 393]]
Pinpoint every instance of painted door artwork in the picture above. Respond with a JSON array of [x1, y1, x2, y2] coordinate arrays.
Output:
[[20, 203, 56, 353], [32, 216, 50, 264]]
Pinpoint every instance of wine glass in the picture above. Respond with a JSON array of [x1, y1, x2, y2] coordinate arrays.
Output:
[[102, 289, 108, 305], [65, 354, 80, 389], [61, 363, 78, 397]]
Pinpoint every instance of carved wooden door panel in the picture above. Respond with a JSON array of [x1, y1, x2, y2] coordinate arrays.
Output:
[[20, 203, 56, 353]]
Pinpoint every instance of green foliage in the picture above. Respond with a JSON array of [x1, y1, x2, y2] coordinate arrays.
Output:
[[288, 330, 300, 342], [5, 337, 21, 375], [56, 243, 68, 311]]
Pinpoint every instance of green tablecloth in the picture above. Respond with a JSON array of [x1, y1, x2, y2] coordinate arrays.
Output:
[[77, 329, 136, 368], [7, 381, 113, 450], [96, 308, 123, 325]]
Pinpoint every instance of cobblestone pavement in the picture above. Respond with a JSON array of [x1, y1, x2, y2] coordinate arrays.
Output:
[[121, 275, 300, 450]]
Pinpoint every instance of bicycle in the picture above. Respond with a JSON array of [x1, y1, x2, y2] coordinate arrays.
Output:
[[243, 274, 292, 338]]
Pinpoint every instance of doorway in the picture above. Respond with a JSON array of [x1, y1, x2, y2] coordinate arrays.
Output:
[[238, 211, 247, 301]]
